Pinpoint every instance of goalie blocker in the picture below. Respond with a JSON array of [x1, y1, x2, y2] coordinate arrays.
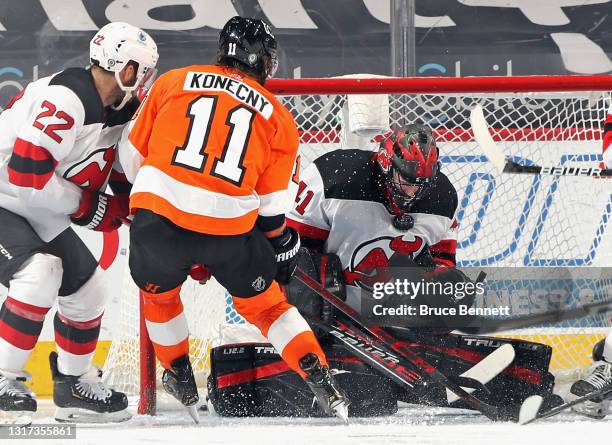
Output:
[[208, 251, 558, 417]]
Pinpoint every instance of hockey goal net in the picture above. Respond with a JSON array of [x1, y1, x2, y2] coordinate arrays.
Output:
[[103, 75, 612, 414]]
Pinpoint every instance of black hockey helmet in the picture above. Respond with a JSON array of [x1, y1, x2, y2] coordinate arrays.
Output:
[[217, 16, 278, 83], [375, 124, 440, 214]]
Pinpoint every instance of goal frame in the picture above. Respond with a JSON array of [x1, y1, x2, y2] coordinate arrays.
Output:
[[135, 74, 612, 415]]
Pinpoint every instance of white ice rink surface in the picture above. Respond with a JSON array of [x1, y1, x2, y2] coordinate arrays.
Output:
[[11, 401, 612, 445]]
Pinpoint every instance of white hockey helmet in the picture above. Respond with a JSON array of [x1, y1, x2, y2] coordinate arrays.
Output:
[[90, 22, 159, 109]]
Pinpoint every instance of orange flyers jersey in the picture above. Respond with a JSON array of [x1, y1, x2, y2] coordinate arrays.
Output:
[[122, 64, 300, 235]]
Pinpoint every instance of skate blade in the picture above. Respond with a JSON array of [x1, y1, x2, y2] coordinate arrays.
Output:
[[518, 395, 544, 424], [186, 404, 200, 424], [54, 407, 132, 424], [0, 410, 33, 426], [331, 401, 349, 423]]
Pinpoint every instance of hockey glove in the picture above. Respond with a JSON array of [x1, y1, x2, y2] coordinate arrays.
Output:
[[70, 190, 129, 232], [268, 226, 301, 285]]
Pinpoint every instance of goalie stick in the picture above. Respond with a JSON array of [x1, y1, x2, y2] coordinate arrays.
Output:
[[469, 104, 612, 177], [294, 267, 543, 422]]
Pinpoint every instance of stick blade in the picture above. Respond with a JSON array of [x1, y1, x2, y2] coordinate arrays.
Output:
[[470, 104, 506, 173], [518, 395, 544, 424], [446, 343, 515, 404]]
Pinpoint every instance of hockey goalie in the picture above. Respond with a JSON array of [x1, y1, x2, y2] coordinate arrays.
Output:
[[207, 102, 560, 419]]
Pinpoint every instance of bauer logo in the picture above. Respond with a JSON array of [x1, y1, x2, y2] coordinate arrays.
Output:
[[540, 166, 602, 176]]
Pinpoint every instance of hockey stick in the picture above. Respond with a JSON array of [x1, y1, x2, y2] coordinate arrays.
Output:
[[460, 298, 612, 335], [523, 384, 612, 424], [294, 267, 542, 422], [313, 319, 506, 401], [470, 105, 612, 177]]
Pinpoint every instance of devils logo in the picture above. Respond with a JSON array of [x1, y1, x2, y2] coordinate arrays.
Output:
[[343, 235, 424, 291], [63, 146, 115, 190]]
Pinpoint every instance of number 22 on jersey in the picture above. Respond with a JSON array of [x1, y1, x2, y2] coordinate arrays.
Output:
[[171, 95, 255, 186]]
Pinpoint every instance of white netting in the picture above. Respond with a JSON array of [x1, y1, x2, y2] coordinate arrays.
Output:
[[104, 82, 612, 400]]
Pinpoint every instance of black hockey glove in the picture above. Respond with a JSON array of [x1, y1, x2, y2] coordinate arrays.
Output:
[[268, 226, 301, 285]]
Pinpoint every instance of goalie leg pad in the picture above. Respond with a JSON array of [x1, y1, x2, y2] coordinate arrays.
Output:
[[207, 342, 398, 418], [386, 329, 556, 408]]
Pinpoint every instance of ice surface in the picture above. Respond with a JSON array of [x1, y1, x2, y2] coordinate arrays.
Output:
[[20, 400, 612, 445]]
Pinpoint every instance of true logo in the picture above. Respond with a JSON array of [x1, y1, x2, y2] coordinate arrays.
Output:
[[254, 346, 277, 354]]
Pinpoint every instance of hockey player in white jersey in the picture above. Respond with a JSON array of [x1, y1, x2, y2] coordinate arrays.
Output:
[[0, 22, 158, 423], [569, 107, 612, 419]]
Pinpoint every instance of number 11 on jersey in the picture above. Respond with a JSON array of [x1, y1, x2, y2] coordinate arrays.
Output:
[[172, 95, 255, 186]]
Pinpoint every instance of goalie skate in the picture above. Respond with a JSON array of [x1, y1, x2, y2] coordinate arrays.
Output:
[[49, 352, 130, 423], [0, 369, 36, 426]]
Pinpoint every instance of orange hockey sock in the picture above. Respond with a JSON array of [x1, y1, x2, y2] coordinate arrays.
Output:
[[141, 286, 189, 369], [232, 282, 327, 378]]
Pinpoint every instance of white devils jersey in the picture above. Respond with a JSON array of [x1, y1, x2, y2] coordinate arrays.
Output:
[[0, 68, 137, 241], [287, 149, 458, 311]]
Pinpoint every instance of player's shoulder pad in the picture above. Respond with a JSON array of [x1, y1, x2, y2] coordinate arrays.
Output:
[[49, 68, 104, 125], [312, 149, 381, 202], [410, 170, 458, 219]]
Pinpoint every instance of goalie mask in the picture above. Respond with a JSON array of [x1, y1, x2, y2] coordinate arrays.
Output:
[[217, 16, 278, 83], [89, 22, 159, 110], [375, 125, 440, 214]]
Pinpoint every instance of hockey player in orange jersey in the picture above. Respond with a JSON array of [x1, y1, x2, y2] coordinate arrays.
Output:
[[119, 16, 348, 421]]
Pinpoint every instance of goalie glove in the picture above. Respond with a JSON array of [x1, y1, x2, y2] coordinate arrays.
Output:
[[70, 190, 129, 232], [268, 226, 301, 285], [286, 249, 345, 322]]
